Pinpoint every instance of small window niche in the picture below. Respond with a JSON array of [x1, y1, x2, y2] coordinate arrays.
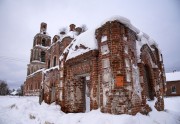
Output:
[[60, 80, 63, 87], [124, 45, 128, 54], [42, 38, 46, 46], [123, 35, 127, 41], [60, 70, 63, 78], [126, 69, 131, 82], [48, 60, 50, 68], [101, 45, 109, 55], [41, 51, 46, 62], [60, 61, 64, 68], [101, 35, 107, 42], [103, 68, 111, 82], [125, 58, 130, 68], [53, 56, 56, 67], [102, 58, 110, 68]]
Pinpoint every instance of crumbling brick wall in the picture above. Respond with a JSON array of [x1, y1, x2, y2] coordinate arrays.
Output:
[[63, 50, 98, 112], [24, 71, 42, 96]]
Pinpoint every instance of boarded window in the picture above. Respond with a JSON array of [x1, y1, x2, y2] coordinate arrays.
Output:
[[115, 76, 124, 87], [101, 45, 109, 55]]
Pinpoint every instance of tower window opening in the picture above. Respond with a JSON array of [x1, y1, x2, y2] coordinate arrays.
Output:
[[42, 38, 46, 46], [53, 56, 56, 67], [41, 51, 46, 62], [48, 60, 51, 68]]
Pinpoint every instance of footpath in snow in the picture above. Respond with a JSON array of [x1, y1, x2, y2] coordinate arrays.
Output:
[[0, 96, 180, 124]]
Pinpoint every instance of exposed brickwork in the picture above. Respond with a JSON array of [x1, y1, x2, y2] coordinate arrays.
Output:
[[24, 19, 165, 115], [24, 22, 51, 96], [24, 71, 42, 96], [95, 20, 165, 114]]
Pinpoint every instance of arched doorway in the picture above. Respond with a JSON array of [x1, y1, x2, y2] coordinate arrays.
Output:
[[143, 65, 154, 100]]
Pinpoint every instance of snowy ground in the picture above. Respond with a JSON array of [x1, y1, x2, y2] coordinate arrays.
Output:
[[0, 96, 180, 124]]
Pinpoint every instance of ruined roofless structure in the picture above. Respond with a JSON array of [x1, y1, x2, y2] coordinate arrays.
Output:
[[24, 16, 166, 115]]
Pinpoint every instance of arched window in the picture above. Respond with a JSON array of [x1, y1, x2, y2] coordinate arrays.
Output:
[[53, 56, 56, 67], [30, 84, 33, 90], [31, 67, 33, 73], [42, 38, 46, 46], [41, 51, 45, 62], [48, 59, 50, 68]]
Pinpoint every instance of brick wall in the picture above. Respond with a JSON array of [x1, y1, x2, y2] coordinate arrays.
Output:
[[62, 50, 98, 112], [24, 21, 165, 115], [95, 20, 165, 115], [24, 71, 42, 96]]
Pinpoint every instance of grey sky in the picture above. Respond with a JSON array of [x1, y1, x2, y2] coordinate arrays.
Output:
[[0, 0, 180, 89]]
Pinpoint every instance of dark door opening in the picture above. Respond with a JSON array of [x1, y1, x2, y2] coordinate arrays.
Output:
[[144, 65, 154, 100]]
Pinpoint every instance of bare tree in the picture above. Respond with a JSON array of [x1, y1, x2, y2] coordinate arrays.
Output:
[[0, 80, 9, 95]]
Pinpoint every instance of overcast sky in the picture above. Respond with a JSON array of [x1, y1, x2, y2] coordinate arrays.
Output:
[[0, 0, 180, 89]]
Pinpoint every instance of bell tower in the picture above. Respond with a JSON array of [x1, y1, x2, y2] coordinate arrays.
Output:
[[40, 22, 47, 33], [27, 22, 51, 75]]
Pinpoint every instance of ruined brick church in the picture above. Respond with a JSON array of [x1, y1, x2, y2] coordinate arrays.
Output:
[[24, 16, 166, 115]]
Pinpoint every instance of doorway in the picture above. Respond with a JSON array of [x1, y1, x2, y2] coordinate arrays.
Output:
[[78, 75, 90, 112], [144, 65, 154, 100], [84, 76, 90, 112]]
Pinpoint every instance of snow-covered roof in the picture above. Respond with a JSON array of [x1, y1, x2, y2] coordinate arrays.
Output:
[[47, 31, 77, 51], [59, 31, 77, 40], [99, 16, 140, 34], [59, 29, 98, 61], [166, 71, 180, 82], [66, 29, 97, 60]]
